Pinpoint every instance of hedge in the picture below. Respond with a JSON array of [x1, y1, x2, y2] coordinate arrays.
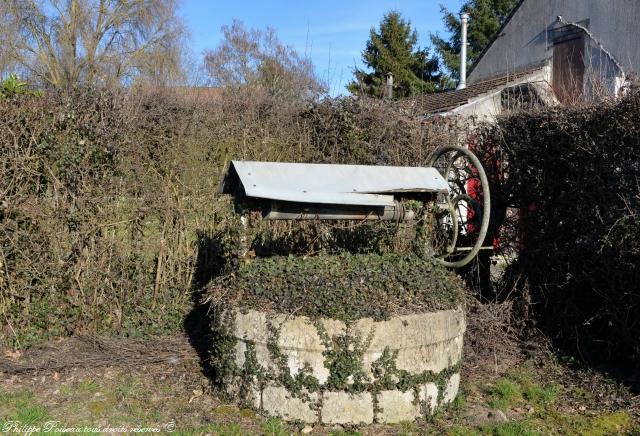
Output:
[[0, 87, 461, 345], [478, 92, 640, 377]]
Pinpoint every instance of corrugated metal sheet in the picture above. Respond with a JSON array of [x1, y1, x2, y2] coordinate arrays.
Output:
[[228, 161, 449, 207]]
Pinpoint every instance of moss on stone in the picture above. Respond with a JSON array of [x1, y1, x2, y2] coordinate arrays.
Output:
[[206, 253, 465, 322]]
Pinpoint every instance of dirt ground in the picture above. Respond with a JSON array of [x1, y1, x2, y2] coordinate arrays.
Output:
[[1, 302, 639, 435]]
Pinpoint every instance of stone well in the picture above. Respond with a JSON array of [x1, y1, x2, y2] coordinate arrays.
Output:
[[211, 307, 465, 424]]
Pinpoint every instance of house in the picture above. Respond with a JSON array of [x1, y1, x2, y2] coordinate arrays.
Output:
[[417, 0, 638, 119]]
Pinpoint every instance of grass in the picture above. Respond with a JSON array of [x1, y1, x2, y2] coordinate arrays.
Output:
[[452, 420, 542, 436], [262, 418, 290, 436], [480, 420, 540, 436], [583, 412, 635, 436], [0, 389, 51, 435], [447, 363, 637, 436], [12, 404, 50, 426], [452, 412, 639, 436], [115, 375, 138, 399], [208, 423, 245, 436], [486, 365, 561, 412], [78, 379, 100, 394], [523, 382, 560, 406], [488, 378, 523, 411], [397, 420, 420, 435], [0, 360, 637, 436]]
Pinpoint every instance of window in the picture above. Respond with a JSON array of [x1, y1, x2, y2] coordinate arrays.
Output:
[[501, 83, 544, 111]]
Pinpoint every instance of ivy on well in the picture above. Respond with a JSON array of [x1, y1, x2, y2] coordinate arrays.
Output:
[[206, 252, 465, 323]]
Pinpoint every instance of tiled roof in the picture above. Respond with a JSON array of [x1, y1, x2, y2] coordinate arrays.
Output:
[[411, 66, 544, 114]]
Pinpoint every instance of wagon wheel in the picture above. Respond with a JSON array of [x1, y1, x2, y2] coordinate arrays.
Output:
[[428, 144, 491, 268]]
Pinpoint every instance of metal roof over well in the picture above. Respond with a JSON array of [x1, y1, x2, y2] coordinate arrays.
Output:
[[221, 160, 449, 207]]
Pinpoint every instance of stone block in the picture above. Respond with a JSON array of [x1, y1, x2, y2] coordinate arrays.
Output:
[[277, 316, 324, 350], [356, 310, 465, 377], [376, 390, 420, 423], [322, 392, 374, 425], [283, 349, 330, 384], [320, 317, 347, 337], [394, 334, 463, 374], [234, 341, 247, 368], [262, 386, 318, 423], [224, 376, 261, 410], [420, 383, 439, 414], [442, 373, 460, 404], [247, 379, 261, 410], [232, 309, 274, 372], [233, 309, 269, 343], [234, 340, 274, 377], [361, 350, 383, 380], [358, 310, 465, 351]]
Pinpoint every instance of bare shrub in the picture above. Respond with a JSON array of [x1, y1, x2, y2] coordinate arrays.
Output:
[[203, 20, 325, 102]]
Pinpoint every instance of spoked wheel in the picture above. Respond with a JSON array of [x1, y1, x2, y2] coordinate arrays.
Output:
[[428, 145, 491, 267]]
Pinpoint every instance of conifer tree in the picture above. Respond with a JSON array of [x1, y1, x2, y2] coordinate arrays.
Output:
[[431, 0, 519, 80], [348, 11, 441, 98]]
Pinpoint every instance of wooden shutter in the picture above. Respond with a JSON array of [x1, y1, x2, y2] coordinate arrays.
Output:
[[553, 36, 585, 103]]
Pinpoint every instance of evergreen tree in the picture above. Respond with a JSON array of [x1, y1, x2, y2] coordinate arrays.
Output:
[[348, 11, 441, 98], [431, 0, 519, 80]]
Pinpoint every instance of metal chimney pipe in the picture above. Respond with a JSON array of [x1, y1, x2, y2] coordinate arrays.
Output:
[[457, 13, 470, 90]]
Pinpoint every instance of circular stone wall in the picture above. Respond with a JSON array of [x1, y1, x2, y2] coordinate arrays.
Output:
[[211, 307, 465, 424]]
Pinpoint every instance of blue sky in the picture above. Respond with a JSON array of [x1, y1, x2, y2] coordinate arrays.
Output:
[[178, 0, 464, 95]]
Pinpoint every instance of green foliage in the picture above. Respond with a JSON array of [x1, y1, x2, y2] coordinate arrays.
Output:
[[0, 389, 51, 430], [580, 412, 635, 436], [207, 253, 465, 322], [0, 74, 40, 99], [0, 74, 27, 98], [348, 11, 441, 98], [487, 367, 560, 412], [209, 308, 239, 389], [431, 0, 519, 80], [315, 322, 374, 391], [209, 423, 244, 436], [262, 418, 290, 436], [488, 378, 522, 410], [396, 420, 420, 436], [479, 420, 540, 436]]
